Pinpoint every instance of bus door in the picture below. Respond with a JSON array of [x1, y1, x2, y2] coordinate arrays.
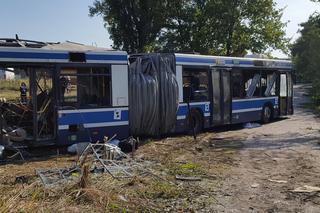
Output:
[[211, 68, 231, 125], [279, 72, 293, 116], [31, 68, 57, 142]]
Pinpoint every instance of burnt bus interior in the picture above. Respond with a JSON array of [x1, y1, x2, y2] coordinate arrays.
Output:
[[0, 64, 113, 146], [0, 64, 57, 144], [181, 64, 293, 125], [230, 68, 293, 115], [59, 66, 112, 109], [0, 38, 116, 147]]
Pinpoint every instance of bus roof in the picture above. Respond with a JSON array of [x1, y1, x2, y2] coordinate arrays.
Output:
[[175, 53, 292, 70], [0, 40, 128, 65]]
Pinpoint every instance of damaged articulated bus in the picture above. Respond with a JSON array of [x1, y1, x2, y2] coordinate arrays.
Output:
[[0, 39, 130, 147], [0, 38, 293, 148], [129, 53, 293, 136]]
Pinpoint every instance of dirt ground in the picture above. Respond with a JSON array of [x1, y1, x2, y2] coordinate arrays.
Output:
[[0, 84, 319, 212], [213, 84, 320, 212]]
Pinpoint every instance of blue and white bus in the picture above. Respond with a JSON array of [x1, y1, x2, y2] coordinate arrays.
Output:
[[172, 54, 293, 133], [0, 39, 130, 146], [0, 38, 293, 147]]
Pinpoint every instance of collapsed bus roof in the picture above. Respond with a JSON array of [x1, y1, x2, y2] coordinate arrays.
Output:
[[175, 53, 292, 70], [0, 38, 128, 65]]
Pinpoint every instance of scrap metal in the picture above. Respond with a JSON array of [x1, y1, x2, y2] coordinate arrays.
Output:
[[36, 137, 160, 188]]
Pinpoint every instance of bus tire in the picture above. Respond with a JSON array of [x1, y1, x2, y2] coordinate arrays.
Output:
[[261, 104, 273, 124], [187, 109, 204, 134]]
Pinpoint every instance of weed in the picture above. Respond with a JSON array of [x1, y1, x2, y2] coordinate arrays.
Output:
[[31, 188, 45, 201], [143, 181, 182, 199], [106, 202, 128, 213], [167, 162, 204, 176]]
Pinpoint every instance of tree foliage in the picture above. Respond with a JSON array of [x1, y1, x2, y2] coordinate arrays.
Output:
[[292, 13, 320, 103], [89, 0, 170, 53], [90, 0, 288, 56], [159, 0, 288, 56]]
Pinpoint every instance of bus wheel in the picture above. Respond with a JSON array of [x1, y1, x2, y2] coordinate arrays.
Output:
[[187, 110, 203, 134], [261, 105, 272, 124]]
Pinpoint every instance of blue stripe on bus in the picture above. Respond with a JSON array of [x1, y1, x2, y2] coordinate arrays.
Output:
[[177, 105, 189, 115], [176, 98, 277, 115], [239, 60, 254, 65], [86, 54, 128, 61], [176, 57, 216, 64], [59, 110, 129, 125], [232, 99, 276, 110], [0, 51, 128, 62], [0, 51, 69, 60], [177, 103, 209, 116], [57, 125, 130, 145], [225, 59, 233, 65], [176, 56, 291, 69]]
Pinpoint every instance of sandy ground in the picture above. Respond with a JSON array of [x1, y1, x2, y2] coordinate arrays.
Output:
[[212, 84, 320, 212]]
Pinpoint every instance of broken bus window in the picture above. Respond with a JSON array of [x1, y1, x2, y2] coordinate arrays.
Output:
[[60, 67, 111, 108], [182, 67, 209, 102]]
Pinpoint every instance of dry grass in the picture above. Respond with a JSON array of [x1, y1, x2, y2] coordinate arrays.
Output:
[[0, 79, 28, 91], [0, 133, 240, 212], [0, 79, 29, 101], [0, 79, 52, 101]]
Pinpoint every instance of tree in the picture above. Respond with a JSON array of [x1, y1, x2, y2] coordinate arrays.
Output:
[[292, 13, 320, 103], [160, 0, 288, 56], [90, 0, 288, 56], [89, 0, 170, 53]]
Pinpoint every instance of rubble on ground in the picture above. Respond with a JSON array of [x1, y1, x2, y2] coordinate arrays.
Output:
[[36, 136, 161, 189]]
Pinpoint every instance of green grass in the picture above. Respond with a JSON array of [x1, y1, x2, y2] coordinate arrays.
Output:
[[167, 162, 204, 176]]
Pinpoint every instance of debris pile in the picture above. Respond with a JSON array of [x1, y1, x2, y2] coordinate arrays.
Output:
[[36, 166, 80, 188], [0, 99, 29, 161], [36, 137, 159, 188]]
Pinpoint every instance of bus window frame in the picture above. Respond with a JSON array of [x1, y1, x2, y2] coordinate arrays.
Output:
[[57, 63, 113, 109], [230, 67, 283, 100], [181, 65, 211, 103], [231, 69, 244, 100]]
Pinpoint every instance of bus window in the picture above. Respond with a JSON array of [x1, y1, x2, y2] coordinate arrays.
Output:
[[280, 74, 287, 97], [264, 72, 277, 96], [243, 71, 261, 97], [232, 71, 244, 98], [60, 69, 77, 105], [60, 67, 111, 108], [261, 74, 267, 96], [183, 68, 209, 102], [287, 73, 293, 98], [78, 68, 111, 107]]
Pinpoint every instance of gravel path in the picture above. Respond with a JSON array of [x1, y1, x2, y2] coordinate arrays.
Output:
[[213, 84, 320, 212]]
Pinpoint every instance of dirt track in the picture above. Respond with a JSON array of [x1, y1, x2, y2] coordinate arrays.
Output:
[[213, 84, 320, 212]]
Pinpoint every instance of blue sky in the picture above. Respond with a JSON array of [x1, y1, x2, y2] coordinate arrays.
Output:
[[1, 0, 320, 57]]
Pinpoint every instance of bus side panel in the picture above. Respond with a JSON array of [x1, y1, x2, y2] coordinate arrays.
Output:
[[57, 108, 129, 145], [174, 102, 211, 132], [231, 97, 279, 124], [112, 65, 129, 107], [176, 66, 184, 103]]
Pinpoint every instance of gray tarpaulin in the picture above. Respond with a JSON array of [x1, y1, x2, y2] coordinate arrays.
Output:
[[129, 54, 179, 136]]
